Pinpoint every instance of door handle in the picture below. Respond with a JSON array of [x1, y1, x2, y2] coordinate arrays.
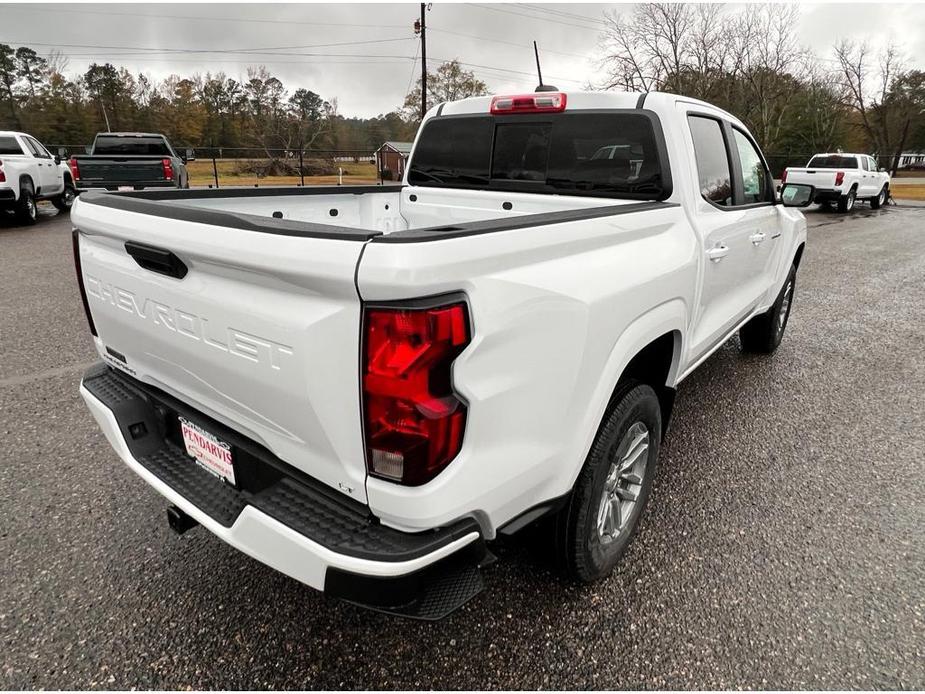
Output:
[[749, 231, 767, 245], [706, 244, 729, 262]]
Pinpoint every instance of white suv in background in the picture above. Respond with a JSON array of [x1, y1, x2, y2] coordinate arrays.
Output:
[[0, 131, 76, 224]]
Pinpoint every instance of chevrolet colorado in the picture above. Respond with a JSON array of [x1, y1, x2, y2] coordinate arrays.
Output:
[[783, 152, 890, 212], [69, 132, 190, 192], [72, 91, 811, 619]]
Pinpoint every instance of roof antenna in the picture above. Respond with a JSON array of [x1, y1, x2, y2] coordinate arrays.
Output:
[[534, 41, 558, 92]]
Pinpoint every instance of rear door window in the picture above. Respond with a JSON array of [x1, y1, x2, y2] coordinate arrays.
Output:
[[0, 136, 24, 154], [688, 116, 732, 206], [408, 111, 668, 200]]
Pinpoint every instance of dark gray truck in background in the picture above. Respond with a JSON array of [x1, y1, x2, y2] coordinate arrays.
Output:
[[69, 132, 190, 192]]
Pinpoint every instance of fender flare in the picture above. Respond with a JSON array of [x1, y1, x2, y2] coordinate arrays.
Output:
[[565, 298, 687, 490], [19, 173, 35, 195]]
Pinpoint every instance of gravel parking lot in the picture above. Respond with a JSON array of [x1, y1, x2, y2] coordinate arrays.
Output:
[[1, 199, 923, 689]]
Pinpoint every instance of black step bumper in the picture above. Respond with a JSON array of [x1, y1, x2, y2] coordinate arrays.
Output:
[[80, 362, 487, 619]]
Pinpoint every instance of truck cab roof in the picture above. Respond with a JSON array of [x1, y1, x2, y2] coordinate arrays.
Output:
[[434, 90, 745, 127]]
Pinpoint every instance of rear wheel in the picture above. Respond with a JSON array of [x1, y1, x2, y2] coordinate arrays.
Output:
[[837, 187, 856, 213], [52, 181, 76, 212], [740, 264, 796, 354], [555, 381, 661, 583], [15, 183, 37, 225], [869, 185, 888, 210]]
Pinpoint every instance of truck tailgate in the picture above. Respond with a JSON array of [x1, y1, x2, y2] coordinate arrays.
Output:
[[77, 157, 166, 184], [72, 196, 371, 504], [786, 168, 838, 188]]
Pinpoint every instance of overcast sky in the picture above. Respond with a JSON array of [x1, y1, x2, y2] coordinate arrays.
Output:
[[2, 2, 924, 117]]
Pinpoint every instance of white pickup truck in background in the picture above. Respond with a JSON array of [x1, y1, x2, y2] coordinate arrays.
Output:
[[72, 90, 811, 619], [0, 130, 76, 224], [783, 152, 891, 212]]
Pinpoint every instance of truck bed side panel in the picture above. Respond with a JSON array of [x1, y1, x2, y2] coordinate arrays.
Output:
[[357, 202, 696, 533]]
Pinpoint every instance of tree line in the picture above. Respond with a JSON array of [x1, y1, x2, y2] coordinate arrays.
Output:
[[599, 3, 925, 172], [2, 3, 924, 171]]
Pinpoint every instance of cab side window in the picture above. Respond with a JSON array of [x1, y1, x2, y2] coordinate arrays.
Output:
[[688, 115, 732, 207], [861, 157, 871, 172], [25, 137, 50, 159], [732, 128, 772, 204]]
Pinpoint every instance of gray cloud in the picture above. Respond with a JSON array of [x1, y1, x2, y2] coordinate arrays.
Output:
[[1, 2, 922, 117]]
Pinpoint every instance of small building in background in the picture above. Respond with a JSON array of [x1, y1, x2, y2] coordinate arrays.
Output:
[[375, 141, 413, 181]]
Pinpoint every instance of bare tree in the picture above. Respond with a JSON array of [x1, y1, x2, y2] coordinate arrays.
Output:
[[834, 40, 920, 173]]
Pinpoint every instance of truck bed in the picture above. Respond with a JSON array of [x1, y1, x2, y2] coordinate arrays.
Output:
[[78, 184, 656, 239]]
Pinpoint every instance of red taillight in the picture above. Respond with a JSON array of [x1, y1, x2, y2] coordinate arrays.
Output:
[[72, 230, 97, 337], [781, 169, 787, 184], [162, 158, 174, 180], [362, 300, 470, 486], [68, 157, 80, 181], [490, 92, 567, 114], [835, 171, 845, 186], [0, 159, 5, 183]]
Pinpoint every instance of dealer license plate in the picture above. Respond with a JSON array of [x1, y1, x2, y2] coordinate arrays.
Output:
[[117, 186, 133, 191], [179, 417, 236, 485]]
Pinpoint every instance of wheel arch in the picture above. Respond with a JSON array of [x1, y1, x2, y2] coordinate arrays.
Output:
[[571, 300, 687, 494], [18, 173, 35, 193], [792, 241, 805, 270]]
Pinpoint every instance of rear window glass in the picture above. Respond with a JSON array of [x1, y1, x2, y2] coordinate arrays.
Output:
[[93, 136, 171, 156], [807, 155, 858, 169], [0, 136, 24, 155], [408, 112, 667, 200]]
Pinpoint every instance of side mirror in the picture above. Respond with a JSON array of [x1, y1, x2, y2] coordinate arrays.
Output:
[[54, 155, 61, 165], [780, 183, 815, 208]]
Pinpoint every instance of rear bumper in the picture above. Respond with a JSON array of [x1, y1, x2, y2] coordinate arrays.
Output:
[[75, 181, 177, 192], [0, 188, 16, 204], [812, 189, 842, 203], [79, 362, 486, 619]]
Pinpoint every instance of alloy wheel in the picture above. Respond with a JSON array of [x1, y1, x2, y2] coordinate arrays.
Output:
[[597, 422, 650, 544]]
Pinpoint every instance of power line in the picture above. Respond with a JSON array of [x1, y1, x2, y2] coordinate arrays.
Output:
[[0, 5, 408, 29], [518, 4, 609, 28], [467, 4, 603, 32], [428, 26, 591, 60], [0, 38, 415, 58]]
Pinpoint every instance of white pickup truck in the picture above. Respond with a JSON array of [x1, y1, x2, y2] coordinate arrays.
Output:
[[72, 91, 811, 619], [783, 152, 890, 212], [0, 130, 76, 224]]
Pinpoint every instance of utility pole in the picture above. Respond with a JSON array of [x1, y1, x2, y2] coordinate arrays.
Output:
[[419, 2, 428, 120], [413, 4, 430, 119]]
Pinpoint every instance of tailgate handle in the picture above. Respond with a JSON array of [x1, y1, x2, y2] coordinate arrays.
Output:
[[125, 241, 188, 279]]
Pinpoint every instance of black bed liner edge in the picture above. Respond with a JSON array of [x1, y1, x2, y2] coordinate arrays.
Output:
[[77, 185, 678, 243]]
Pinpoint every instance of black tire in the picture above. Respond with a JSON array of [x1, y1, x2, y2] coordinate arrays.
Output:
[[836, 187, 856, 213], [869, 185, 887, 210], [14, 182, 37, 225], [52, 180, 76, 212], [555, 381, 661, 583], [740, 264, 797, 354]]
